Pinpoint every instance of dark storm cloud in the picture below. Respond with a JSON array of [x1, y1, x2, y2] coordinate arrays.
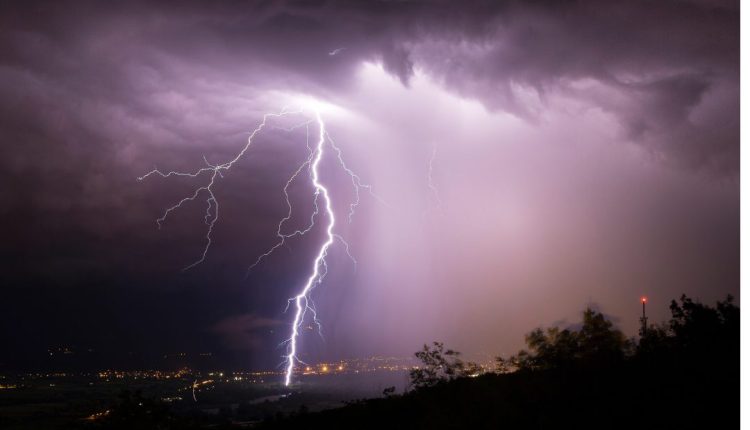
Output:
[[1, 0, 738, 175], [407, 0, 738, 172], [0, 0, 738, 369]]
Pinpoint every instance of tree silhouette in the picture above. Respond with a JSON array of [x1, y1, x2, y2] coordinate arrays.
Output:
[[409, 342, 480, 388], [260, 294, 738, 430], [497, 308, 628, 371]]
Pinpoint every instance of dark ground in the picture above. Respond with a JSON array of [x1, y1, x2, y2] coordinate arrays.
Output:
[[0, 295, 737, 429]]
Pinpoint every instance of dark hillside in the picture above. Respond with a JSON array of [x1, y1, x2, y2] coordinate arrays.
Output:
[[260, 295, 738, 430]]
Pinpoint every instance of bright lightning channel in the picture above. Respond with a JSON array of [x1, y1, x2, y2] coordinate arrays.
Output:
[[139, 103, 380, 386], [421, 144, 442, 221], [283, 110, 334, 386], [427, 144, 442, 209]]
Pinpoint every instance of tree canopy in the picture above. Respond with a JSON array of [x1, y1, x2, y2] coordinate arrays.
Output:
[[496, 308, 628, 372]]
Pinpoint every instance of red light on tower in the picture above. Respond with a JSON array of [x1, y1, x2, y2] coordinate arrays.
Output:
[[641, 296, 647, 304]]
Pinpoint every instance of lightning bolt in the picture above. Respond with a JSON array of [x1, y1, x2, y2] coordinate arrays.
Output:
[[137, 109, 306, 270], [139, 103, 380, 386], [422, 144, 442, 221], [282, 110, 334, 386], [427, 144, 441, 209]]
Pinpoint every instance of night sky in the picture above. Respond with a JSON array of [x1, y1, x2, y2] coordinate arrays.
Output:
[[0, 0, 739, 371]]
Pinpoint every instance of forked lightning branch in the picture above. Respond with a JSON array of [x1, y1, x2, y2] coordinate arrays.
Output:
[[138, 103, 379, 386]]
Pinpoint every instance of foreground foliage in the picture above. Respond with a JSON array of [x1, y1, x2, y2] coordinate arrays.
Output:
[[261, 295, 737, 429]]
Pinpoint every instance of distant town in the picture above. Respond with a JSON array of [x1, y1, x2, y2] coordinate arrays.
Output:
[[0, 355, 440, 426]]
